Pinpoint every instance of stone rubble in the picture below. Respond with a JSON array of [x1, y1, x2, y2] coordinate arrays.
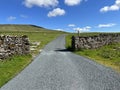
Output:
[[0, 35, 30, 60], [30, 42, 41, 51]]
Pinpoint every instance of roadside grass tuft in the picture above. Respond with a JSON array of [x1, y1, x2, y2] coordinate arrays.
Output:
[[0, 55, 32, 87]]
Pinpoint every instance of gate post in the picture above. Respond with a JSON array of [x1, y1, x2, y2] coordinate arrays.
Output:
[[71, 36, 75, 50]]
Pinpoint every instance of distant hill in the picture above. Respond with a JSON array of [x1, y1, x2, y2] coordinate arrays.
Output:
[[0, 24, 62, 33]]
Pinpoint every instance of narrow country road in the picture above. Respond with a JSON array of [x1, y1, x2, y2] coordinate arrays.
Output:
[[0, 35, 120, 90]]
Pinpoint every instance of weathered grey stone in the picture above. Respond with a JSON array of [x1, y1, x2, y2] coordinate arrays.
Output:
[[0, 35, 30, 60], [72, 33, 120, 50]]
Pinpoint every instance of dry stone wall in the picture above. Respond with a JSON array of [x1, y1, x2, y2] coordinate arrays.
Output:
[[0, 35, 30, 60], [72, 33, 120, 50]]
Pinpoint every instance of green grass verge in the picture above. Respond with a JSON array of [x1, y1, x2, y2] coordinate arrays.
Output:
[[0, 55, 32, 87], [66, 33, 120, 72], [0, 30, 65, 87]]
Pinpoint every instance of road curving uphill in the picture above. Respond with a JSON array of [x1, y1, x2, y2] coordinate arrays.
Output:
[[0, 35, 120, 90]]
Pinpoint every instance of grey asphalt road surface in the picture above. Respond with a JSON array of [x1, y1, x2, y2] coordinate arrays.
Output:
[[0, 35, 120, 90]]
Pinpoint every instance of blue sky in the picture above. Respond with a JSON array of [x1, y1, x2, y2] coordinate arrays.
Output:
[[0, 0, 120, 32]]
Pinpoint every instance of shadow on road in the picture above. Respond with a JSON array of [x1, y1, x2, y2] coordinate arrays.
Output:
[[55, 48, 70, 52]]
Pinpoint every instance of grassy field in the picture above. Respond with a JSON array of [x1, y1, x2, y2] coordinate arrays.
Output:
[[0, 55, 32, 87], [0, 24, 53, 32], [0, 24, 65, 87], [66, 33, 120, 73]]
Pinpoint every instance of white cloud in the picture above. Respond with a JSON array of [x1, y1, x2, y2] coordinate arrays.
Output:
[[98, 23, 116, 28], [7, 16, 16, 21], [85, 26, 91, 29], [100, 0, 120, 12], [84, 0, 88, 2], [20, 14, 28, 18], [65, 0, 82, 6], [48, 8, 65, 17], [23, 0, 59, 8], [73, 26, 91, 32], [68, 24, 76, 27], [55, 28, 64, 31]]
